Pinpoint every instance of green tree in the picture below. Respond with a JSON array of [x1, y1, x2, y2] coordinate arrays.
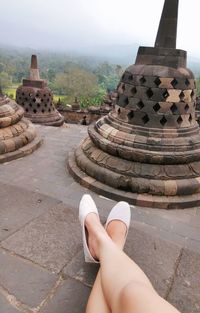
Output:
[[0, 72, 12, 90], [0, 63, 5, 73], [94, 62, 123, 92], [197, 78, 200, 96], [47, 69, 56, 82], [53, 66, 98, 97]]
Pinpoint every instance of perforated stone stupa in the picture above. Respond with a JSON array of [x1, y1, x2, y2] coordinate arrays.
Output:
[[68, 0, 200, 209], [16, 55, 64, 126], [0, 89, 42, 163]]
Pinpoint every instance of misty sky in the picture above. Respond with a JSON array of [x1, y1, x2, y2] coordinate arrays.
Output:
[[0, 0, 199, 56]]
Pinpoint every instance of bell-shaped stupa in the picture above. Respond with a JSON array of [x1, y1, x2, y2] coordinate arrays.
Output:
[[16, 55, 64, 126], [68, 0, 200, 209], [0, 88, 42, 163]]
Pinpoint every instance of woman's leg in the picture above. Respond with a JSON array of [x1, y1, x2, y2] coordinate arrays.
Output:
[[86, 270, 109, 313], [86, 221, 127, 313], [85, 213, 181, 313]]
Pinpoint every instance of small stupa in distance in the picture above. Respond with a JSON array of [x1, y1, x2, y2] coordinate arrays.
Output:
[[16, 55, 64, 127]]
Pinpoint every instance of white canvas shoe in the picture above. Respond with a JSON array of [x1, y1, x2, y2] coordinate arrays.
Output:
[[79, 194, 99, 263], [105, 201, 131, 246]]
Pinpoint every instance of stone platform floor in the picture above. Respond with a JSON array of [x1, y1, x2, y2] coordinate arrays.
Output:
[[0, 124, 199, 313]]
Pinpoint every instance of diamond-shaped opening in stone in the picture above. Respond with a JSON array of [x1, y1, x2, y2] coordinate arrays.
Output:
[[128, 74, 133, 81], [185, 104, 189, 112], [185, 78, 190, 87], [170, 103, 178, 114], [177, 116, 183, 125], [160, 116, 167, 126], [137, 100, 144, 110], [127, 110, 134, 120], [146, 88, 153, 99], [142, 114, 149, 124], [179, 91, 185, 101], [140, 76, 146, 84], [118, 108, 121, 114], [131, 87, 137, 95], [122, 84, 126, 91], [163, 90, 169, 99], [153, 102, 161, 112], [189, 114, 193, 123], [124, 97, 129, 105], [171, 78, 178, 88], [191, 90, 195, 100], [154, 77, 161, 87]]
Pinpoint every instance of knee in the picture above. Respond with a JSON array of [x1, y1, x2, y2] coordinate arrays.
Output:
[[119, 281, 155, 308]]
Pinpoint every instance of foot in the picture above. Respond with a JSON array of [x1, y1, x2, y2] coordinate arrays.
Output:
[[106, 220, 127, 249], [85, 212, 107, 261], [105, 201, 131, 249]]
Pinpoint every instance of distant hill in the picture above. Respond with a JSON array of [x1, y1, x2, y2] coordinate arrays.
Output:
[[0, 43, 200, 76], [78, 44, 200, 76]]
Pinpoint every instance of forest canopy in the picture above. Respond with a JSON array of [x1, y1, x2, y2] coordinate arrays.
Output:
[[0, 47, 124, 106]]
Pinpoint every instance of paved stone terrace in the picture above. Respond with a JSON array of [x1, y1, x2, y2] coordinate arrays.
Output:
[[0, 124, 199, 313]]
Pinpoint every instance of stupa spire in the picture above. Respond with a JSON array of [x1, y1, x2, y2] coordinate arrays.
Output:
[[155, 0, 179, 48], [30, 54, 40, 80]]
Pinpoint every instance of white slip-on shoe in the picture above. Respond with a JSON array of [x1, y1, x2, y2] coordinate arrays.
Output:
[[105, 201, 131, 246], [79, 194, 99, 263]]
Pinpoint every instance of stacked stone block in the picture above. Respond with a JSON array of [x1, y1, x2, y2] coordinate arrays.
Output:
[[16, 55, 64, 127], [68, 0, 200, 209], [0, 93, 42, 163]]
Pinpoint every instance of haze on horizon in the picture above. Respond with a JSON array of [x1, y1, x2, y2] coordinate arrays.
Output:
[[0, 0, 199, 58]]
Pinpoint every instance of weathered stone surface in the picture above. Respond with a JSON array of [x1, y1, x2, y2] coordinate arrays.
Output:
[[63, 250, 99, 287], [0, 248, 57, 307], [16, 55, 64, 127], [68, 0, 200, 210], [0, 93, 42, 163], [124, 227, 182, 298], [0, 181, 60, 241], [168, 249, 200, 313], [0, 123, 200, 313], [2, 204, 82, 273], [0, 293, 19, 313], [42, 278, 90, 313]]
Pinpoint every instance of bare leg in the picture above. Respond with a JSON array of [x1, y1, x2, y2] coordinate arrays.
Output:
[[85, 213, 181, 313], [86, 221, 127, 313]]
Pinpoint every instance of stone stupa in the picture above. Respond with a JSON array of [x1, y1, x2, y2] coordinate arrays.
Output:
[[68, 0, 200, 209], [16, 55, 64, 126], [0, 87, 42, 163]]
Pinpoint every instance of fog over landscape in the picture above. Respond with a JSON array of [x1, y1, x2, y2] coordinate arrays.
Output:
[[0, 0, 199, 58]]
